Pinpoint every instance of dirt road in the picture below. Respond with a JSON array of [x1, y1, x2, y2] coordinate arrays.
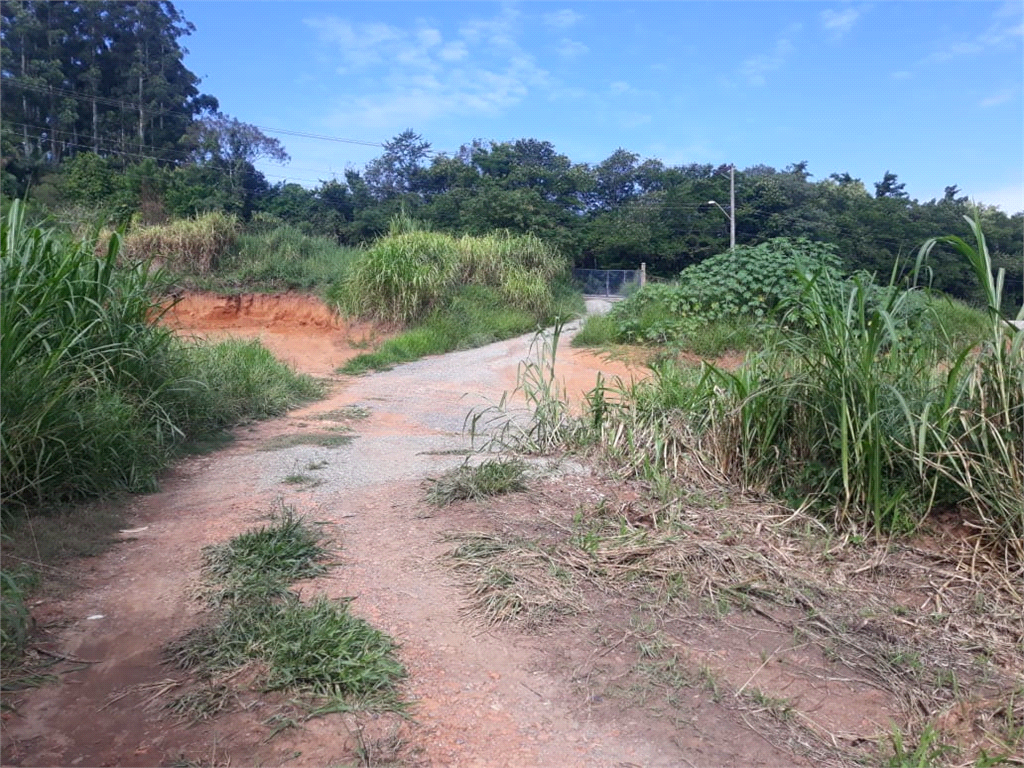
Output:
[[0, 294, 842, 767]]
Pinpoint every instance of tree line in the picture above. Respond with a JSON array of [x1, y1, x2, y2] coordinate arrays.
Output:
[[2, 1, 1021, 306]]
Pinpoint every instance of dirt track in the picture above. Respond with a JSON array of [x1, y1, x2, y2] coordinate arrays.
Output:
[[0, 293, 913, 767]]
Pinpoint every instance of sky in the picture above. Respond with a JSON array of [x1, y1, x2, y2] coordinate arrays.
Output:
[[175, 1, 1024, 213]]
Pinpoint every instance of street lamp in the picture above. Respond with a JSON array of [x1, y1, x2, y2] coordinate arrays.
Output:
[[707, 163, 736, 251]]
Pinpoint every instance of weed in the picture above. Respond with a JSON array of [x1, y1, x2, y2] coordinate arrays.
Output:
[[886, 722, 955, 767], [426, 458, 528, 506], [745, 687, 794, 721], [201, 505, 327, 592], [445, 532, 584, 628], [260, 433, 355, 451]]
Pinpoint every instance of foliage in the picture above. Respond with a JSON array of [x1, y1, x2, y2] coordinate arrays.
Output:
[[610, 238, 840, 345], [577, 221, 1023, 555], [332, 225, 570, 325], [1, 0, 215, 188], [210, 223, 362, 292], [0, 201, 321, 509]]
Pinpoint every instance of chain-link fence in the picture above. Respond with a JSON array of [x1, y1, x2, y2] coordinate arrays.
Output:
[[571, 268, 642, 297]]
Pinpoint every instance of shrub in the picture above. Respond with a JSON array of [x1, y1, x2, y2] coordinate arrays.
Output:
[[610, 238, 842, 345]]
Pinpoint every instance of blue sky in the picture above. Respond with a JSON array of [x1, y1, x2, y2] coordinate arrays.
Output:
[[176, 1, 1024, 213]]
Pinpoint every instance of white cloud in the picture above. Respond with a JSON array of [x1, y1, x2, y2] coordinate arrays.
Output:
[[972, 184, 1024, 214], [305, 10, 549, 133], [980, 92, 1013, 107], [820, 7, 861, 36], [739, 35, 795, 86], [556, 37, 589, 58], [543, 9, 582, 28], [440, 42, 468, 62]]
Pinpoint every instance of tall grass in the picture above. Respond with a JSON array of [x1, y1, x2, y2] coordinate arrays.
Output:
[[332, 226, 568, 324], [910, 217, 1024, 559], [218, 224, 362, 291], [122, 211, 238, 274], [530, 217, 1021, 556], [0, 201, 322, 509]]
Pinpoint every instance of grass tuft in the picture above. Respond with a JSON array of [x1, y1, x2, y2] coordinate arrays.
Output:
[[426, 458, 529, 506], [166, 503, 406, 715]]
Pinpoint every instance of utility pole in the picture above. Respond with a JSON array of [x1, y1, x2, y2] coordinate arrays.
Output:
[[729, 163, 736, 252], [707, 163, 736, 251]]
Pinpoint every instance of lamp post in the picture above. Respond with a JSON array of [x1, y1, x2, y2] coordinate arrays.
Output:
[[707, 163, 736, 251]]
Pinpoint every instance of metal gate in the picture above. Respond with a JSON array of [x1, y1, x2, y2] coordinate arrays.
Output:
[[571, 268, 644, 297]]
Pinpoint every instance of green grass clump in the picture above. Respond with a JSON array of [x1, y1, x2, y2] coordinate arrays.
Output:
[[176, 338, 325, 432], [213, 223, 362, 291], [426, 458, 529, 506], [169, 593, 405, 706], [122, 211, 238, 274], [167, 505, 406, 712], [571, 313, 618, 347], [201, 508, 329, 599]]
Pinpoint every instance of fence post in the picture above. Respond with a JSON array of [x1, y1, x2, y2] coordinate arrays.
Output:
[[641, 262, 647, 288]]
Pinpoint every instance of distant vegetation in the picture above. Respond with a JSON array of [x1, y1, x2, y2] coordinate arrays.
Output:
[[3, 3, 1021, 310]]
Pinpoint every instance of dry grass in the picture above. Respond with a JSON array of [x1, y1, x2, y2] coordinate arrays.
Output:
[[442, 466, 1023, 765], [122, 212, 238, 274]]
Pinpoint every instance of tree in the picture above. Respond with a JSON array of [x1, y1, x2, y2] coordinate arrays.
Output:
[[0, 0, 215, 170], [874, 171, 908, 199], [363, 129, 430, 200]]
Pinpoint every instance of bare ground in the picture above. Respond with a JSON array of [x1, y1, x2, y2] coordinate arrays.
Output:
[[2, 293, 1021, 768]]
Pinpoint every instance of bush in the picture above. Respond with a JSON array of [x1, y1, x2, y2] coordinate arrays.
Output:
[[610, 238, 842, 345]]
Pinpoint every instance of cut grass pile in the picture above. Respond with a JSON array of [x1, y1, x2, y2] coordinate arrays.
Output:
[[442, 474, 1024, 766], [426, 457, 529, 506], [166, 504, 406, 716], [445, 532, 585, 628]]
